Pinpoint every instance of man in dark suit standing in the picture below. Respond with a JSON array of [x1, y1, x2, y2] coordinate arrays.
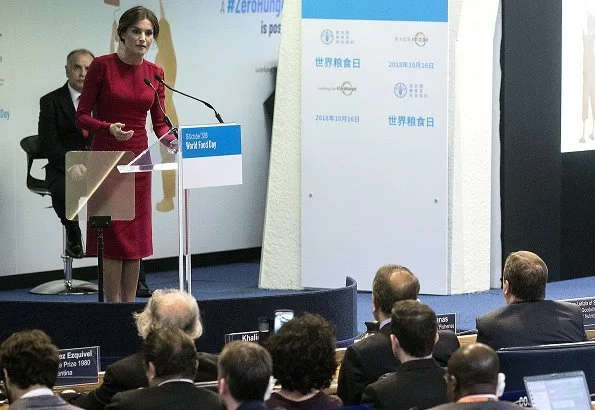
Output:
[[337, 264, 460, 405], [361, 300, 449, 409], [0, 329, 82, 409], [430, 343, 522, 409], [476, 250, 587, 350], [105, 328, 223, 410], [38, 49, 94, 258], [67, 289, 218, 409]]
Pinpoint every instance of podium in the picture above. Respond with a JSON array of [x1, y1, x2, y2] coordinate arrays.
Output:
[[117, 123, 242, 293], [65, 151, 135, 301]]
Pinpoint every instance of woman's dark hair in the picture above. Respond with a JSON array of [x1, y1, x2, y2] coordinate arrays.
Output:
[[265, 313, 337, 395], [117, 6, 159, 42]]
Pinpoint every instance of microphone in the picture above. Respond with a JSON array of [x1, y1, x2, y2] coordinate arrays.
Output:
[[144, 78, 175, 132], [154, 74, 224, 123]]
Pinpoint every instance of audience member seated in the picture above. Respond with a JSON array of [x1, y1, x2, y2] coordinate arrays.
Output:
[[105, 327, 223, 410], [0, 329, 82, 409], [38, 49, 94, 259], [361, 300, 449, 410], [264, 313, 343, 409], [430, 343, 523, 409], [476, 251, 587, 350], [217, 341, 273, 410], [68, 289, 218, 409], [337, 264, 460, 405]]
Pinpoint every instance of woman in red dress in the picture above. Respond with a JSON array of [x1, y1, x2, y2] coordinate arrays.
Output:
[[76, 6, 170, 302]]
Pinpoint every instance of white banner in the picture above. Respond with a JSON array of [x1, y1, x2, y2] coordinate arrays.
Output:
[[300, 0, 450, 293]]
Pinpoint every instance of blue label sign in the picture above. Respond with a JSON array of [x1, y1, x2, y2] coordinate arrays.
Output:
[[56, 346, 100, 386], [436, 313, 456, 333], [560, 297, 595, 328], [181, 124, 241, 159], [225, 330, 260, 344]]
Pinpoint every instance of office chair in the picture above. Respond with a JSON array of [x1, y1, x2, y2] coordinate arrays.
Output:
[[20, 134, 97, 295], [497, 340, 595, 403]]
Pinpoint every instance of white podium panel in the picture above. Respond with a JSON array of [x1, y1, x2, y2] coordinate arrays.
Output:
[[300, 1, 450, 294]]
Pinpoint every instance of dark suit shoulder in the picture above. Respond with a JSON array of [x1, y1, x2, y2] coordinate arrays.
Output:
[[362, 358, 447, 409], [347, 332, 390, 354], [434, 330, 460, 366], [551, 299, 584, 314], [105, 352, 147, 386], [40, 83, 70, 103], [107, 382, 223, 410], [196, 351, 219, 381]]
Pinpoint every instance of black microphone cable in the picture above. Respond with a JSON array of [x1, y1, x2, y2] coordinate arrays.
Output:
[[154, 74, 224, 124]]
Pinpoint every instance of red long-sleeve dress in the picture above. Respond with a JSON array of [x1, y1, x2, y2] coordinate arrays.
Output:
[[76, 53, 170, 259]]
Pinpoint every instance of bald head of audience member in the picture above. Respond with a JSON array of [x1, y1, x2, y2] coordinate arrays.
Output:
[[0, 330, 60, 404], [445, 343, 501, 402], [134, 288, 203, 340], [502, 250, 548, 304], [217, 341, 272, 410], [372, 264, 420, 322], [142, 327, 198, 386]]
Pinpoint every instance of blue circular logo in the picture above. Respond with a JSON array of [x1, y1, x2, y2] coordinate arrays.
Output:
[[394, 83, 407, 98], [321, 29, 334, 45]]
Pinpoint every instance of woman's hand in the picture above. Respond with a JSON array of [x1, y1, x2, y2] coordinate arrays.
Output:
[[68, 164, 87, 181], [109, 123, 134, 141]]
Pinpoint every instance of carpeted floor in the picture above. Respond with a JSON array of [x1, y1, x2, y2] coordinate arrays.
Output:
[[1, 263, 594, 334]]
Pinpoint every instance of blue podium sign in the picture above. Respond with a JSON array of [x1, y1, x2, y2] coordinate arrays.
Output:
[[179, 123, 242, 189]]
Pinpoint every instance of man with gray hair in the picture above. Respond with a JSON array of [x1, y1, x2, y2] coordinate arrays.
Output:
[[69, 289, 218, 409], [39, 49, 94, 258]]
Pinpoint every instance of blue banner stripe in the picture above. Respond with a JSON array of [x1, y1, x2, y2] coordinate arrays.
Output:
[[302, 0, 448, 22], [181, 124, 242, 159]]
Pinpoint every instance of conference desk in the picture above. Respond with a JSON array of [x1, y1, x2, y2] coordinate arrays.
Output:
[[1, 330, 593, 409]]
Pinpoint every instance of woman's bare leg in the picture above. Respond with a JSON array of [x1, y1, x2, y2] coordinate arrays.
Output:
[[121, 259, 140, 302], [103, 258, 123, 303]]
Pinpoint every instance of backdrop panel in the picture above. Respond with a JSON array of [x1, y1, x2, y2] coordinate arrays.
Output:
[[300, 0, 450, 293]]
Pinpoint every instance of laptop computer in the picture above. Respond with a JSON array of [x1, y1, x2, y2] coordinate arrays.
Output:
[[524, 370, 592, 410]]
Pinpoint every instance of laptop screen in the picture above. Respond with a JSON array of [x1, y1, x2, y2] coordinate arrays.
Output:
[[524, 371, 592, 410]]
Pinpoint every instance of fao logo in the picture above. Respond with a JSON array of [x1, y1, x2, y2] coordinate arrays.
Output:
[[321, 29, 334, 45], [394, 83, 407, 98], [414, 32, 428, 47]]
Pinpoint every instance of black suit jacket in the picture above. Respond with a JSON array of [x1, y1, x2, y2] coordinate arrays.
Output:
[[361, 358, 448, 410], [38, 83, 88, 181], [430, 400, 524, 409], [337, 325, 460, 405], [476, 300, 587, 350], [105, 381, 224, 410], [70, 351, 218, 410]]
